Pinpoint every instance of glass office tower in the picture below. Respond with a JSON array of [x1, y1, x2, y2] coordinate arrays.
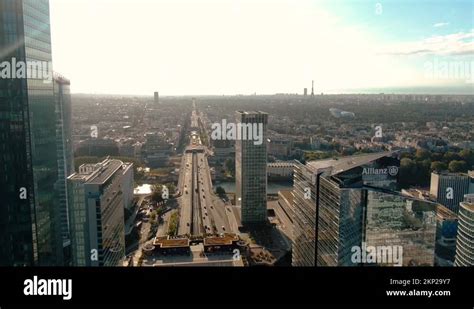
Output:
[[292, 161, 317, 266], [291, 152, 437, 267], [0, 0, 63, 266], [365, 190, 437, 266], [54, 73, 74, 264]]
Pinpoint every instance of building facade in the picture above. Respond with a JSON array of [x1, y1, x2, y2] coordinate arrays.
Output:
[[53, 73, 74, 262], [454, 195, 474, 266], [0, 0, 63, 266], [267, 162, 294, 180], [292, 152, 438, 267], [430, 171, 473, 213], [292, 161, 317, 266], [235, 111, 268, 225], [364, 190, 437, 266], [68, 159, 133, 266]]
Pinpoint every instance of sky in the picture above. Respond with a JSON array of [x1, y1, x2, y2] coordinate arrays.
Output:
[[49, 0, 474, 95]]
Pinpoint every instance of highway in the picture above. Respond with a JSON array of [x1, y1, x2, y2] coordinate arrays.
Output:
[[177, 101, 236, 236], [178, 152, 192, 235]]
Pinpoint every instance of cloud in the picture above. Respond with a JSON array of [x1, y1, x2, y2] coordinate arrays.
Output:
[[378, 30, 474, 57], [433, 22, 449, 28]]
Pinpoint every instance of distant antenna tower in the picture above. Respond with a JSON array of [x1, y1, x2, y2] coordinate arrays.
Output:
[[311, 80, 314, 97]]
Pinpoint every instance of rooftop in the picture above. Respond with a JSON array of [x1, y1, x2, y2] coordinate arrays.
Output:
[[153, 236, 190, 248], [307, 151, 395, 176], [432, 170, 472, 177], [203, 234, 239, 246], [278, 190, 294, 205], [87, 160, 124, 185], [236, 111, 268, 115], [69, 158, 132, 185]]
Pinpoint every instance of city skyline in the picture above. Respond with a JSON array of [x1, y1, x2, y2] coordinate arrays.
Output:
[[49, 0, 474, 96], [1, 0, 473, 269]]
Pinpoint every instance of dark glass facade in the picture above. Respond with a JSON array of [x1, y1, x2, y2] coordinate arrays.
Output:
[[54, 73, 74, 264], [364, 190, 437, 266], [292, 161, 316, 266], [292, 152, 437, 267], [0, 0, 63, 266], [0, 0, 36, 266]]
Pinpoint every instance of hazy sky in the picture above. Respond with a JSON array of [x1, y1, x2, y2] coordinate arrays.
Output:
[[49, 0, 474, 95]]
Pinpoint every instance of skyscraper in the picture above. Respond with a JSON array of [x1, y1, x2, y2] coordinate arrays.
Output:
[[0, 0, 63, 266], [53, 72, 74, 263], [154, 91, 159, 104], [292, 161, 316, 266], [454, 194, 474, 266], [235, 111, 268, 225], [364, 190, 437, 266], [67, 158, 133, 266], [430, 171, 473, 213], [292, 152, 438, 266]]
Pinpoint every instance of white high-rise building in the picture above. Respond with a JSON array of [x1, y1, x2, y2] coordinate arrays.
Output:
[[67, 158, 133, 266], [454, 194, 474, 266]]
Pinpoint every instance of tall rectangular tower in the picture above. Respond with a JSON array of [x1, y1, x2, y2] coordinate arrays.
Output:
[[430, 171, 472, 213], [68, 159, 132, 266], [235, 111, 268, 225], [53, 73, 74, 263], [292, 152, 437, 267], [0, 0, 63, 266]]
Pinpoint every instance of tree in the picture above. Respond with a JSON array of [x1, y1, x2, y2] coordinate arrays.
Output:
[[448, 160, 468, 173], [431, 161, 447, 172], [166, 183, 176, 195], [459, 149, 474, 167], [399, 158, 417, 187], [167, 212, 179, 236], [151, 184, 164, 204], [443, 152, 461, 162], [415, 149, 430, 161]]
